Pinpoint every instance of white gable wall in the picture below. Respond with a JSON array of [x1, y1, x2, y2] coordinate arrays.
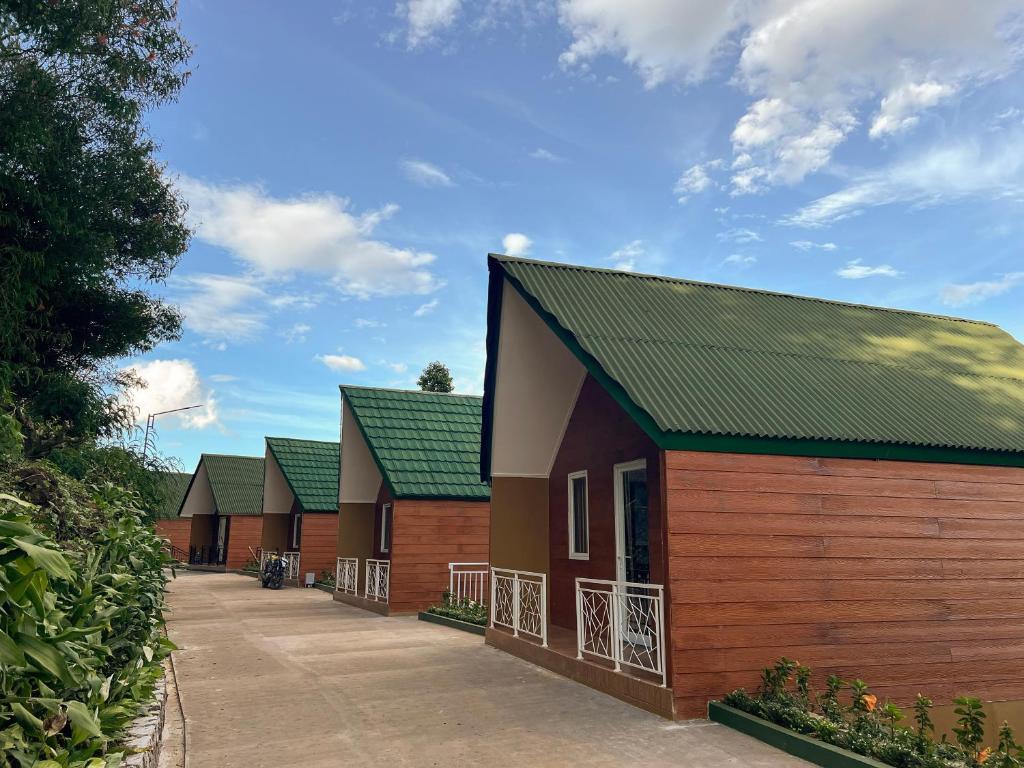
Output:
[[262, 448, 294, 514], [180, 462, 215, 518], [339, 398, 383, 504], [490, 280, 586, 478]]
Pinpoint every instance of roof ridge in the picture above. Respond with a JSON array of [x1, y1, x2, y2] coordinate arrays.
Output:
[[576, 331, 1024, 384], [266, 436, 339, 446], [339, 384, 482, 400], [490, 254, 999, 329], [202, 453, 263, 461]]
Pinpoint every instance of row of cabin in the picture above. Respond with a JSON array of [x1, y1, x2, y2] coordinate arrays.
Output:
[[156, 254, 1024, 722]]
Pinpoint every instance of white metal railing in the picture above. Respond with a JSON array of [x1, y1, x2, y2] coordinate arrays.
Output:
[[490, 568, 547, 647], [336, 557, 358, 594], [575, 578, 666, 686], [283, 551, 300, 581], [365, 559, 390, 602], [259, 550, 270, 574], [449, 562, 489, 605]]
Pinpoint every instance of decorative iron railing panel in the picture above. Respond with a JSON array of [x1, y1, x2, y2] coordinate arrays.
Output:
[[575, 578, 666, 686], [366, 559, 390, 602], [490, 568, 547, 647], [448, 562, 489, 605], [283, 551, 301, 581], [336, 557, 358, 594]]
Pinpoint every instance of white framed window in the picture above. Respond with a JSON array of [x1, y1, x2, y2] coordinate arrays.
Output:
[[380, 503, 392, 553], [291, 513, 302, 548], [568, 470, 589, 560]]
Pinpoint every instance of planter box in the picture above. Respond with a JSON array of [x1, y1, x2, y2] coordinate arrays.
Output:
[[708, 701, 892, 768], [417, 611, 486, 636]]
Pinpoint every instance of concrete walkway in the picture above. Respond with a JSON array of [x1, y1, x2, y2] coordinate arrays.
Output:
[[163, 571, 808, 768]]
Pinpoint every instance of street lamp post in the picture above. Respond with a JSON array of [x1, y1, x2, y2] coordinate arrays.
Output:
[[142, 404, 204, 459]]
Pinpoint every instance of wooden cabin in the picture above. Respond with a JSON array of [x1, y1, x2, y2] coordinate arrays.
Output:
[[260, 437, 340, 584], [153, 471, 191, 558], [480, 254, 1024, 719], [334, 385, 490, 615], [178, 454, 264, 570]]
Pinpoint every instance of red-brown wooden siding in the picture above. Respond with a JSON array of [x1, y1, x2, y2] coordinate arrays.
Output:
[[155, 519, 191, 555], [388, 499, 490, 614], [548, 375, 664, 629], [665, 450, 1024, 719], [300, 512, 338, 581], [225, 516, 263, 570]]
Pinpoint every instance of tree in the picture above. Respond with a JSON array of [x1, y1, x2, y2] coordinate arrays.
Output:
[[0, 1, 192, 455], [417, 361, 454, 393]]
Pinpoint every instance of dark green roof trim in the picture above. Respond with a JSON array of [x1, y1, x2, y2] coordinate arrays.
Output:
[[265, 437, 340, 513], [481, 255, 1024, 476], [341, 385, 491, 500]]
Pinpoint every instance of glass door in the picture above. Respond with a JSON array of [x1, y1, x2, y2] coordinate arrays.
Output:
[[216, 516, 228, 564], [614, 460, 649, 584]]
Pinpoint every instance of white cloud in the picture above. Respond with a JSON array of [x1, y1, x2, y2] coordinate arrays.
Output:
[[400, 158, 454, 187], [608, 240, 645, 271], [723, 254, 757, 267], [790, 240, 838, 251], [354, 318, 386, 328], [209, 374, 238, 383], [280, 323, 311, 344], [315, 353, 367, 372], [268, 293, 321, 310], [717, 227, 762, 244], [178, 176, 442, 298], [530, 147, 564, 162], [555, 0, 1024, 190], [174, 273, 268, 343], [400, 0, 462, 47], [941, 272, 1024, 306], [836, 259, 901, 279], [502, 232, 533, 256], [869, 81, 957, 139], [413, 298, 439, 317], [386, 362, 409, 374], [674, 159, 721, 202], [121, 359, 220, 429], [786, 133, 1024, 227]]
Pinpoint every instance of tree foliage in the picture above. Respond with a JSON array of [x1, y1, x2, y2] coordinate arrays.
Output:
[[0, 0, 192, 455], [417, 361, 454, 393]]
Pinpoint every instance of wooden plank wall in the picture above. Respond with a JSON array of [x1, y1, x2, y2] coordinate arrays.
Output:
[[225, 516, 263, 570], [664, 449, 1024, 719], [300, 513, 338, 582], [389, 499, 490, 614]]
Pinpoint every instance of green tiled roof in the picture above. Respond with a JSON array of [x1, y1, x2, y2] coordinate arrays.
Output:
[[484, 255, 1024, 468], [203, 454, 264, 516], [154, 472, 191, 520], [266, 437, 339, 512], [341, 386, 490, 500]]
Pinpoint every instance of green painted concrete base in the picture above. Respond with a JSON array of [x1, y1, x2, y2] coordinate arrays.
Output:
[[708, 701, 892, 768], [417, 611, 487, 636]]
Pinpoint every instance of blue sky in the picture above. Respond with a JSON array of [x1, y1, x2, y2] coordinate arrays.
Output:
[[128, 0, 1024, 470]]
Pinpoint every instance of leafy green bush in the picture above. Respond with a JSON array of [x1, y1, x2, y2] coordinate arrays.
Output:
[[0, 488, 172, 767], [722, 657, 1021, 768], [426, 590, 487, 626]]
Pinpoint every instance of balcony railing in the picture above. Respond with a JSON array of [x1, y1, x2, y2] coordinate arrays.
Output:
[[366, 559, 390, 602], [490, 568, 547, 647], [449, 562, 489, 605], [575, 578, 666, 686], [336, 557, 358, 594], [283, 551, 301, 581]]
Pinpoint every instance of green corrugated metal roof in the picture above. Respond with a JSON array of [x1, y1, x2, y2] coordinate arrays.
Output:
[[154, 472, 191, 520], [486, 255, 1024, 465], [203, 454, 264, 516], [341, 386, 490, 500], [266, 437, 339, 513]]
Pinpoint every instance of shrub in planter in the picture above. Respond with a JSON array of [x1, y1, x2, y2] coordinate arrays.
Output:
[[722, 657, 1023, 768], [426, 590, 487, 626]]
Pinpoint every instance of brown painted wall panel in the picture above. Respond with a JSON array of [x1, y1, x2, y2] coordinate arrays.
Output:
[[548, 375, 664, 630], [261, 514, 289, 552], [299, 512, 338, 581], [388, 499, 490, 614], [489, 476, 549, 573], [188, 515, 214, 548], [155, 519, 191, 554], [666, 449, 1024, 719], [225, 516, 262, 570], [337, 501, 375, 593]]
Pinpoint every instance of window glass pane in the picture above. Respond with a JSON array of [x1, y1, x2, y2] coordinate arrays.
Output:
[[382, 505, 392, 552], [571, 476, 588, 554]]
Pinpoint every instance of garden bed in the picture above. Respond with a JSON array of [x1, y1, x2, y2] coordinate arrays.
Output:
[[418, 611, 486, 636]]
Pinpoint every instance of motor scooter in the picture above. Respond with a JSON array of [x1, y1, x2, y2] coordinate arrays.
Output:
[[261, 552, 287, 589]]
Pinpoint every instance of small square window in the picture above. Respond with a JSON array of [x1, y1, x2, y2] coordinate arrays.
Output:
[[568, 471, 589, 559]]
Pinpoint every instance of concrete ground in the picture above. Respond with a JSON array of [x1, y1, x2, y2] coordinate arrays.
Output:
[[162, 571, 809, 768]]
